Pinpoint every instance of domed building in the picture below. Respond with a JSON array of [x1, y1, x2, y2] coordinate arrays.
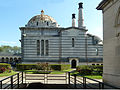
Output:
[[20, 3, 103, 67], [27, 10, 58, 27]]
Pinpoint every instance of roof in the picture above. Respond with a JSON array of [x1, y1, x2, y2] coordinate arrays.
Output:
[[96, 0, 111, 10], [64, 27, 88, 31]]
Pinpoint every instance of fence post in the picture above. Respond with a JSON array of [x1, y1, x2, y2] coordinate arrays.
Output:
[[83, 77, 86, 89], [102, 82, 104, 89], [17, 73, 19, 88], [84, 77, 86, 88], [99, 82, 101, 89], [0, 81, 2, 89], [74, 74, 77, 88], [11, 76, 13, 89], [22, 72, 23, 84], [68, 72, 70, 84]]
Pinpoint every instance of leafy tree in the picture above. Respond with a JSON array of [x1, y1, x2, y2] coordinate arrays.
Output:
[[0, 45, 21, 55]]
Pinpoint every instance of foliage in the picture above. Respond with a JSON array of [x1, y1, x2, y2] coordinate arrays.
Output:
[[0, 63, 12, 73], [0, 45, 21, 55], [36, 62, 50, 71], [0, 70, 17, 77], [16, 64, 36, 70], [50, 64, 71, 71], [76, 65, 103, 75]]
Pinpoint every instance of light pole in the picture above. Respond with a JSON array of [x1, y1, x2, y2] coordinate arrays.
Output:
[[85, 34, 88, 65]]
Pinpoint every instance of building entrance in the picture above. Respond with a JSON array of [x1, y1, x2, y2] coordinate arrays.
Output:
[[71, 59, 76, 68]]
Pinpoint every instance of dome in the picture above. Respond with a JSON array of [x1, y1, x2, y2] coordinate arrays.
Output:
[[26, 10, 58, 27]]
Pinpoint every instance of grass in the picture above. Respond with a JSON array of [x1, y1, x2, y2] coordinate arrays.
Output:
[[84, 75, 102, 79], [0, 70, 17, 77], [50, 71, 65, 74], [70, 71, 102, 79]]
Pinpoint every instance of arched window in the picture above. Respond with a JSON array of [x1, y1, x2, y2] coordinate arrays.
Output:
[[2, 57, 4, 62], [96, 48, 99, 56], [6, 57, 9, 62], [72, 38, 75, 47], [36, 22, 38, 26], [41, 40, 44, 56], [47, 22, 49, 26], [45, 40, 49, 56], [37, 40, 40, 55]]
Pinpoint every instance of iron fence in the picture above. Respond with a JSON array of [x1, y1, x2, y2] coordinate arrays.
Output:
[[0, 72, 23, 89], [68, 71, 119, 89]]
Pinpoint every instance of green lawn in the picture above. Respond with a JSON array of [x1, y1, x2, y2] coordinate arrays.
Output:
[[0, 70, 17, 77], [84, 75, 102, 79], [70, 71, 102, 79]]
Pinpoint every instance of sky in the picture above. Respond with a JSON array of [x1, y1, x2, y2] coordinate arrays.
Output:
[[0, 0, 102, 47]]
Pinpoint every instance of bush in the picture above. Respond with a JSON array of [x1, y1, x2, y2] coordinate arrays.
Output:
[[17, 63, 50, 71], [50, 64, 71, 71], [16, 63, 71, 71], [76, 65, 103, 75], [36, 63, 50, 71], [16, 64, 36, 70], [0, 63, 11, 73], [76, 65, 93, 75]]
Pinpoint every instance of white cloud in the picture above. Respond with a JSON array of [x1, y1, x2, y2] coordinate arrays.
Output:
[[0, 41, 20, 46]]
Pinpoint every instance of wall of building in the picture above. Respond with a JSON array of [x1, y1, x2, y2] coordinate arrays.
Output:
[[102, 0, 120, 88], [20, 27, 103, 64]]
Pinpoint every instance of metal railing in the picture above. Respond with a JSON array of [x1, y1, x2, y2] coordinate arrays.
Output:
[[68, 71, 119, 89], [0, 72, 23, 89]]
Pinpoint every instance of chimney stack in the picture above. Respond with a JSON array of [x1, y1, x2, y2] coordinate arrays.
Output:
[[72, 14, 76, 27], [78, 2, 84, 28]]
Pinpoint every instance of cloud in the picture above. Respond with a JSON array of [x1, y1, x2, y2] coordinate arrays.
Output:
[[0, 41, 17, 44], [0, 41, 20, 46]]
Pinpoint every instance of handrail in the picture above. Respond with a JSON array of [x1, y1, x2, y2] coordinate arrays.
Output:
[[0, 73, 19, 82], [0, 72, 23, 89], [68, 70, 119, 89]]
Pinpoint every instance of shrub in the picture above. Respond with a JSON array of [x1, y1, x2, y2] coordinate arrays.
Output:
[[36, 63, 50, 71], [76, 65, 93, 75], [16, 63, 71, 71], [50, 64, 71, 71], [76, 65, 103, 75], [16, 64, 36, 70], [16, 63, 50, 71], [0, 63, 11, 73]]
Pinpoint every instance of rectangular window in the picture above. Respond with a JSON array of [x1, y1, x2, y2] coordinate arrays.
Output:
[[45, 40, 49, 56], [37, 40, 40, 55], [41, 40, 44, 56], [72, 38, 74, 47]]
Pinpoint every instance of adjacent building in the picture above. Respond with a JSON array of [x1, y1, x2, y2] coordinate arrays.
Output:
[[97, 0, 120, 88], [20, 2, 103, 68]]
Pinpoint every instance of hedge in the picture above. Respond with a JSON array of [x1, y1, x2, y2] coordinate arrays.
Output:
[[16, 64, 71, 71], [0, 63, 11, 73], [76, 65, 103, 75], [16, 64, 36, 70], [50, 64, 71, 71], [0, 63, 11, 68]]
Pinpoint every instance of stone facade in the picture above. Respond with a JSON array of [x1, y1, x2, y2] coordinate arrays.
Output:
[[97, 0, 120, 88], [20, 3, 103, 67]]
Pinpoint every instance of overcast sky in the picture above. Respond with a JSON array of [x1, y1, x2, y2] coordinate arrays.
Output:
[[0, 0, 102, 46]]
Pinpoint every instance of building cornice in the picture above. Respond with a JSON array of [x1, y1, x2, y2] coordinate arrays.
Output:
[[96, 0, 112, 10], [19, 26, 88, 31]]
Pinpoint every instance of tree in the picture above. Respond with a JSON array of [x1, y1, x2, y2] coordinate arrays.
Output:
[[0, 45, 21, 55]]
